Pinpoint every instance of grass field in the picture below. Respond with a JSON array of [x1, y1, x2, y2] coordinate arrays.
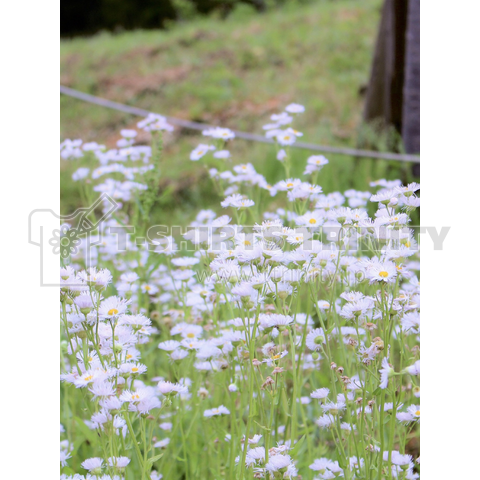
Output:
[[60, 0, 415, 221]]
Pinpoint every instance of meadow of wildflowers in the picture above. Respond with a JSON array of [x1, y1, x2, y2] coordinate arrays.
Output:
[[60, 104, 420, 480]]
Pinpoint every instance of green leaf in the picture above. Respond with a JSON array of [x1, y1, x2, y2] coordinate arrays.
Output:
[[73, 435, 88, 453], [281, 390, 290, 416], [249, 398, 258, 418], [146, 453, 164, 468], [253, 420, 271, 432], [74, 416, 98, 445], [289, 435, 306, 456]]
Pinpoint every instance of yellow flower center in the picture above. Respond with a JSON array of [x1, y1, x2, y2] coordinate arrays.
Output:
[[197, 150, 204, 155], [415, 410, 420, 416], [126, 354, 132, 360], [284, 136, 291, 140], [186, 333, 195, 339], [84, 375, 93, 381], [379, 271, 389, 278], [108, 308, 119, 315], [309, 218, 317, 224], [272, 354, 281, 360], [131, 367, 139, 372], [287, 183, 293, 187], [144, 285, 151, 291]]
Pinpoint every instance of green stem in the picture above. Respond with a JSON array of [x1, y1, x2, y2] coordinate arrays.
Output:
[[125, 412, 145, 471]]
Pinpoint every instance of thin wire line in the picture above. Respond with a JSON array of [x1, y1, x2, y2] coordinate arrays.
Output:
[[60, 85, 420, 163]]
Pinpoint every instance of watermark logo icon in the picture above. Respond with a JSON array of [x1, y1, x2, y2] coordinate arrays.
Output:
[[49, 224, 82, 259], [29, 194, 118, 286]]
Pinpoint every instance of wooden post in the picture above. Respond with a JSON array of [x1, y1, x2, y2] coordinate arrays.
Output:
[[402, 0, 420, 155], [363, 0, 420, 159], [364, 0, 408, 131]]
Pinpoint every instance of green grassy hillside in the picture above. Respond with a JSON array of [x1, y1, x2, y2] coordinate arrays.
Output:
[[61, 0, 413, 221]]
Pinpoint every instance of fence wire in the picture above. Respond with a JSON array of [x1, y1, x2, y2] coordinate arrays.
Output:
[[60, 85, 420, 163]]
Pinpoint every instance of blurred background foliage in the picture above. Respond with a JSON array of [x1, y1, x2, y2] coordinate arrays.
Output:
[[61, 0, 314, 36]]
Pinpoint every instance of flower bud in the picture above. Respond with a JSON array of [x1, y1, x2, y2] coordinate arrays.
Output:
[[372, 337, 384, 350]]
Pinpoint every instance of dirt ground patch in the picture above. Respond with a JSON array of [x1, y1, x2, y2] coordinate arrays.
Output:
[[97, 66, 194, 98]]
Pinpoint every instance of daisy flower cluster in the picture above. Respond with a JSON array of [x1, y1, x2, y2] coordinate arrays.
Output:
[[60, 104, 420, 479]]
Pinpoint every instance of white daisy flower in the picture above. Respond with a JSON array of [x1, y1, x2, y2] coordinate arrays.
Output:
[[285, 103, 305, 113], [204, 405, 230, 417], [190, 144, 215, 161]]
